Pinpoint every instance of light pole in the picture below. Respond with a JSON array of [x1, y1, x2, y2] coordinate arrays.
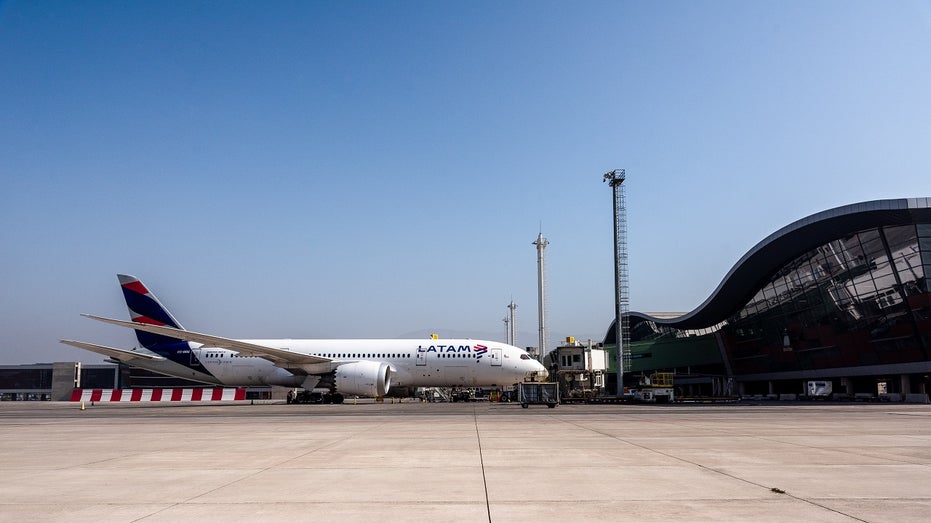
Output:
[[507, 300, 517, 346], [533, 232, 549, 363], [603, 169, 627, 397]]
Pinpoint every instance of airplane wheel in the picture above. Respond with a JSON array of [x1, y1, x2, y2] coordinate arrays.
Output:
[[521, 403, 529, 409], [332, 394, 344, 404]]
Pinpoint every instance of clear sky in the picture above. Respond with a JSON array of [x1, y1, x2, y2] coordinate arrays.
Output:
[[2, 1, 930, 364]]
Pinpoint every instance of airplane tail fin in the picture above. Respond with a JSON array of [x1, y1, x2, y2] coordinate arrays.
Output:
[[118, 274, 186, 347]]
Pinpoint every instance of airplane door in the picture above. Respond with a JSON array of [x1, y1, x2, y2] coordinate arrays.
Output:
[[416, 351, 426, 366], [491, 349, 502, 366]]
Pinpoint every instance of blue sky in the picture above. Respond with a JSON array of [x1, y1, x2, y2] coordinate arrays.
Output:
[[2, 1, 930, 364]]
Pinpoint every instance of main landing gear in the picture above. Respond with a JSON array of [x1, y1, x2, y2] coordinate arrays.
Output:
[[287, 390, 344, 404]]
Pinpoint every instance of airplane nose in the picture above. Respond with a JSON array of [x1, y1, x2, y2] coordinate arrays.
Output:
[[532, 360, 549, 379]]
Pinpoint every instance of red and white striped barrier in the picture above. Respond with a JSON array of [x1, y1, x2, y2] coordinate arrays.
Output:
[[70, 388, 247, 402]]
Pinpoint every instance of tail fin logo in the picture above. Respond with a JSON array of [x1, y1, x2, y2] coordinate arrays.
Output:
[[118, 274, 184, 347], [120, 279, 149, 297]]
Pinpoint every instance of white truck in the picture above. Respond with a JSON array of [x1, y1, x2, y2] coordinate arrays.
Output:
[[632, 372, 675, 403]]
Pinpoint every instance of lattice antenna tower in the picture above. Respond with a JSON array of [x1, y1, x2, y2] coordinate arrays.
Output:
[[603, 169, 631, 397]]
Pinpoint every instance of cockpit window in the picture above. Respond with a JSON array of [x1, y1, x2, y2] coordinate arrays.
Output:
[[520, 354, 531, 360]]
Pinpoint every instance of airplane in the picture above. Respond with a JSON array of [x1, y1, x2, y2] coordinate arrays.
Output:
[[62, 274, 547, 403]]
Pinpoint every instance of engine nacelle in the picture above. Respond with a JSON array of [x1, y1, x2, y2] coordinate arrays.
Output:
[[333, 360, 391, 397]]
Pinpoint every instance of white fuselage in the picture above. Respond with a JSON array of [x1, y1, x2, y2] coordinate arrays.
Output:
[[174, 338, 545, 389]]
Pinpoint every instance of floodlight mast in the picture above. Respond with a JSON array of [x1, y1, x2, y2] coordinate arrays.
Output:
[[603, 169, 629, 398]]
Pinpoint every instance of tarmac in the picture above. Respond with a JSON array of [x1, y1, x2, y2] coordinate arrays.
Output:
[[2, 400, 931, 522]]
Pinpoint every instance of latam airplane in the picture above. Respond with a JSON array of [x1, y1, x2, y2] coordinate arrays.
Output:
[[62, 275, 547, 402]]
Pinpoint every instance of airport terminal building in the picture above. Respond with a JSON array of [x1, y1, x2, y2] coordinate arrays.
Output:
[[606, 198, 931, 400]]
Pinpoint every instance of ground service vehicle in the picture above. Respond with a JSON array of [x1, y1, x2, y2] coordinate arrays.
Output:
[[518, 382, 559, 408]]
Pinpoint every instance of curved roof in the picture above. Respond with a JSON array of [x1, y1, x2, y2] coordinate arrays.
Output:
[[605, 198, 931, 343]]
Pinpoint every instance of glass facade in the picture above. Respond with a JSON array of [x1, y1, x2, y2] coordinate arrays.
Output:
[[723, 223, 930, 375], [81, 367, 120, 389], [609, 201, 931, 396], [0, 368, 52, 390]]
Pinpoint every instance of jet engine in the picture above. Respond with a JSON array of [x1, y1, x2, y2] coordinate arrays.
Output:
[[333, 360, 392, 397]]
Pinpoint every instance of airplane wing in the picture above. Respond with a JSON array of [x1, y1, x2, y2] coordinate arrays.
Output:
[[81, 314, 332, 366], [60, 339, 166, 362]]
